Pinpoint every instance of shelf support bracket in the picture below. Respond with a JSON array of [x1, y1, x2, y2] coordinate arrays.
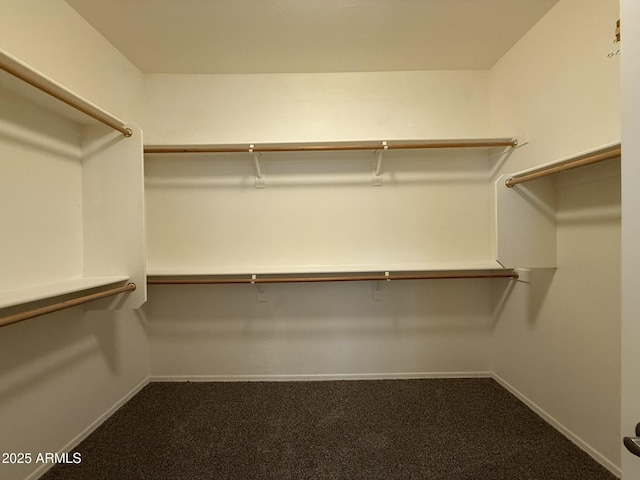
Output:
[[250, 145, 265, 188], [373, 271, 390, 300], [515, 268, 531, 283], [251, 274, 267, 302], [373, 141, 387, 186]]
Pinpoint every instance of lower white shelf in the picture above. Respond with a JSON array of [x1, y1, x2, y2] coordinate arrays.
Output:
[[0, 275, 130, 310], [147, 262, 511, 277], [147, 266, 518, 285]]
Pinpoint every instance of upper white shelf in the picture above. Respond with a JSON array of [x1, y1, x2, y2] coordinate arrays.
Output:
[[144, 138, 518, 154], [505, 141, 621, 188], [145, 138, 517, 187], [0, 275, 129, 310], [0, 48, 131, 136], [495, 141, 622, 269]]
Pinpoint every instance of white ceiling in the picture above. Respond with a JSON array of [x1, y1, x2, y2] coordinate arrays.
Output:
[[65, 0, 560, 74]]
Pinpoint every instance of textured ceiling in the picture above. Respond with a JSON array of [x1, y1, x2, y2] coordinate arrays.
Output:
[[65, 0, 560, 74]]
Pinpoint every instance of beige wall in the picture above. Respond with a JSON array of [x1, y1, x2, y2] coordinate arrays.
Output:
[[0, 0, 143, 124], [143, 71, 490, 145], [0, 0, 627, 478], [143, 70, 503, 381], [489, 0, 621, 474], [147, 280, 496, 380], [0, 2, 147, 480], [143, 0, 623, 474]]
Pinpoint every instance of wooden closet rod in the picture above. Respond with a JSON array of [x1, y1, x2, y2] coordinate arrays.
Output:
[[0, 50, 132, 137], [144, 139, 518, 155], [0, 283, 136, 329], [148, 271, 519, 285], [506, 146, 621, 187]]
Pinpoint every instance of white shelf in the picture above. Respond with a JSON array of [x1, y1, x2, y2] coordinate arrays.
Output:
[[145, 137, 517, 187], [144, 138, 518, 154], [147, 267, 518, 285], [506, 141, 621, 183], [496, 141, 621, 268], [0, 276, 129, 310], [147, 262, 511, 278], [0, 48, 129, 133], [0, 49, 147, 312]]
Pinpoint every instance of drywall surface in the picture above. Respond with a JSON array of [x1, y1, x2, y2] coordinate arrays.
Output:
[[620, 0, 640, 478], [0, 92, 83, 289], [146, 280, 495, 379], [0, 2, 147, 480], [489, 0, 621, 474], [492, 165, 621, 472], [143, 70, 502, 378], [0, 310, 148, 480], [145, 149, 496, 274], [143, 70, 490, 145], [489, 0, 620, 166], [0, 0, 143, 124]]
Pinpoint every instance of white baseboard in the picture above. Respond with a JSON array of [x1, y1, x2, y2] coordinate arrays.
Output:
[[491, 373, 621, 478], [150, 371, 493, 382], [25, 376, 150, 480]]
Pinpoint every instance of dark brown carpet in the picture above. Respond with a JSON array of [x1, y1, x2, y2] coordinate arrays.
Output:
[[40, 378, 616, 479]]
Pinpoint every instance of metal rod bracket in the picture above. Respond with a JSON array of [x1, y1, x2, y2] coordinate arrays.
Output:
[[251, 274, 267, 302], [515, 269, 530, 283], [250, 145, 265, 188], [373, 272, 390, 300], [373, 141, 387, 186]]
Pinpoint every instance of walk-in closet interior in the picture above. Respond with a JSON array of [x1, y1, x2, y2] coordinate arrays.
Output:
[[2, 0, 640, 478]]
